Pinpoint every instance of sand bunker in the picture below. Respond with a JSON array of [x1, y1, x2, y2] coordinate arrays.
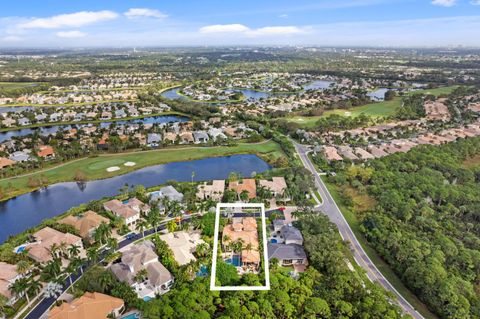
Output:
[[106, 166, 120, 172], [124, 162, 136, 167]]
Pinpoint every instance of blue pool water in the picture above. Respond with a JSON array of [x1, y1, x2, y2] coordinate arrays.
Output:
[[196, 265, 208, 277], [226, 255, 242, 267], [121, 313, 140, 319], [143, 296, 153, 302], [16, 246, 26, 253], [270, 239, 278, 244]]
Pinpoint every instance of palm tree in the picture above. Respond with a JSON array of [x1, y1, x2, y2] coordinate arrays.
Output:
[[166, 220, 177, 233], [87, 246, 100, 265], [27, 278, 42, 301], [16, 260, 31, 276], [67, 244, 81, 258], [107, 237, 118, 252], [42, 258, 62, 281], [196, 243, 209, 258], [43, 282, 63, 299], [71, 257, 84, 275], [0, 295, 8, 317], [136, 219, 149, 238], [191, 171, 196, 186], [64, 262, 76, 286], [10, 277, 30, 303], [147, 208, 161, 233]]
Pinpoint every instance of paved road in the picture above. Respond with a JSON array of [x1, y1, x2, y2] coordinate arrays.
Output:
[[294, 142, 423, 319], [24, 215, 196, 319]]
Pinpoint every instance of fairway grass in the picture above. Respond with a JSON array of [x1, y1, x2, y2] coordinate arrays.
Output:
[[288, 85, 459, 129], [0, 141, 283, 200], [322, 177, 439, 319]]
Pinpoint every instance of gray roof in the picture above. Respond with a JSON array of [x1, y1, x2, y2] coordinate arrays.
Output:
[[147, 133, 162, 144], [273, 220, 285, 229], [280, 225, 303, 243], [150, 185, 184, 203], [9, 151, 30, 162], [267, 243, 307, 260], [193, 131, 209, 141]]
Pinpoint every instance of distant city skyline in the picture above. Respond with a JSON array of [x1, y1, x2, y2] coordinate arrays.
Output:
[[1, 0, 480, 47]]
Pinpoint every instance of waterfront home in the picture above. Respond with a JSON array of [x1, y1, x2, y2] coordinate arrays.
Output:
[[193, 131, 209, 144], [1, 118, 16, 127], [258, 177, 288, 197], [0, 262, 23, 305], [196, 180, 225, 201], [149, 186, 184, 212], [159, 231, 205, 266], [222, 217, 260, 272], [17, 117, 31, 126], [9, 151, 30, 162], [115, 109, 127, 118], [74, 113, 86, 121], [47, 292, 124, 319], [103, 198, 150, 226], [163, 132, 177, 143], [147, 133, 162, 147], [59, 211, 110, 242], [26, 227, 85, 264], [49, 113, 61, 122], [101, 112, 112, 120], [37, 145, 55, 160], [111, 241, 174, 298], [354, 148, 375, 160], [0, 157, 16, 169], [208, 128, 227, 141], [35, 114, 47, 122], [179, 132, 194, 144], [228, 178, 257, 199]]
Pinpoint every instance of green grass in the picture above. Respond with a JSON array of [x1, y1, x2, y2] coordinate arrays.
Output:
[[0, 99, 136, 108], [0, 82, 39, 89], [321, 176, 438, 319], [0, 140, 283, 200], [288, 85, 459, 129]]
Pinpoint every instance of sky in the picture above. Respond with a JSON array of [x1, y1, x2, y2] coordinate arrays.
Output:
[[0, 0, 480, 48]]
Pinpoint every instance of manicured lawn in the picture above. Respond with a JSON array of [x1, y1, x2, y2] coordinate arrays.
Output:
[[321, 176, 438, 319], [288, 85, 459, 129], [0, 82, 39, 90], [0, 141, 283, 200]]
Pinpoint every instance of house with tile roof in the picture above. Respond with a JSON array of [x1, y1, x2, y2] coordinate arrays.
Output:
[[47, 292, 124, 319], [228, 178, 257, 199], [58, 211, 110, 242], [222, 217, 260, 272], [26, 227, 84, 264], [110, 241, 174, 298], [103, 198, 150, 226], [196, 180, 225, 201], [0, 262, 23, 305]]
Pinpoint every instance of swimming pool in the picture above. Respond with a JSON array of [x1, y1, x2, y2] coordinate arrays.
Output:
[[196, 265, 208, 277], [226, 255, 241, 267], [121, 313, 140, 319], [143, 296, 153, 302], [270, 239, 278, 244], [15, 245, 26, 253]]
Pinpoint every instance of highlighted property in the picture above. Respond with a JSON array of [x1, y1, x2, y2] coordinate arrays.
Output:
[[210, 203, 270, 291]]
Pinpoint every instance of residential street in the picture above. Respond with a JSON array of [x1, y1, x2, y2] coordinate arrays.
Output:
[[294, 142, 423, 319]]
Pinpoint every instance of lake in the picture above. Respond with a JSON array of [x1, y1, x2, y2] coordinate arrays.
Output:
[[0, 154, 271, 243], [0, 115, 188, 143], [367, 88, 389, 101]]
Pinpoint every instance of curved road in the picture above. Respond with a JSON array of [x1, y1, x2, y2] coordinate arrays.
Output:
[[294, 142, 423, 319]]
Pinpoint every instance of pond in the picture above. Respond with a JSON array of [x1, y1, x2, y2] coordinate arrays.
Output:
[[367, 88, 389, 101], [0, 154, 271, 243], [0, 115, 189, 143], [303, 80, 334, 91]]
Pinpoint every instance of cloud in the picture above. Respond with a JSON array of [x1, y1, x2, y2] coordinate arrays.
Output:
[[56, 30, 87, 38], [278, 14, 288, 18], [18, 10, 118, 29], [124, 8, 168, 19], [471, 0, 480, 4], [199, 24, 307, 37], [247, 26, 306, 36], [199, 24, 250, 34], [431, 0, 457, 7], [1, 35, 23, 42]]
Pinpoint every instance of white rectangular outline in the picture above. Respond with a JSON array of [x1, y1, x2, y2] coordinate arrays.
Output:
[[210, 203, 271, 291]]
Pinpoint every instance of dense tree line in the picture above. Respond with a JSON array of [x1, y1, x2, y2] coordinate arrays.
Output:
[[331, 137, 480, 318], [138, 214, 407, 319]]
